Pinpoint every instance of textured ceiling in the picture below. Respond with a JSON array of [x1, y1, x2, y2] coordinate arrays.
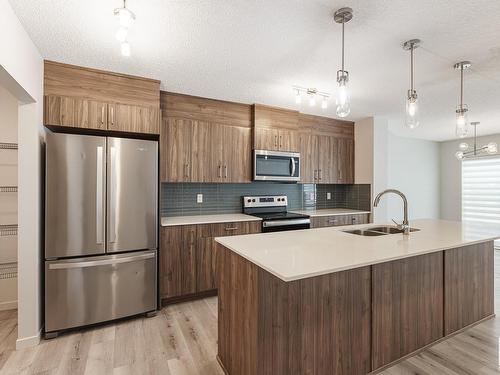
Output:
[[8, 0, 500, 141]]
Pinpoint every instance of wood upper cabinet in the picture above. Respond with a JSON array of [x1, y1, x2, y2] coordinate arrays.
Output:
[[298, 114, 354, 184], [337, 137, 354, 184], [161, 92, 253, 183], [44, 60, 160, 134], [253, 104, 299, 152], [44, 95, 108, 130], [160, 220, 261, 300], [107, 103, 159, 134]]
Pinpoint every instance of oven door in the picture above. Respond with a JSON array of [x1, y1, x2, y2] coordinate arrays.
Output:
[[262, 218, 311, 232], [254, 150, 300, 182]]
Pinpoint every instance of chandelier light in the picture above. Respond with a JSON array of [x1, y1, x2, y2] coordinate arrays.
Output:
[[114, 0, 135, 57], [454, 61, 471, 138], [455, 122, 498, 160], [292, 86, 330, 109], [402, 39, 421, 129], [334, 7, 353, 118]]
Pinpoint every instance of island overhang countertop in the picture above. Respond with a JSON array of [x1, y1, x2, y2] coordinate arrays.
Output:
[[214, 218, 500, 282]]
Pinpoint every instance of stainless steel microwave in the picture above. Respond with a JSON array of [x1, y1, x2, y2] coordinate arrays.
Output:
[[254, 150, 300, 182]]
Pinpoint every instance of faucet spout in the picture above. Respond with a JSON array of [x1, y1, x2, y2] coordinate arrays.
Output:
[[373, 189, 410, 235]]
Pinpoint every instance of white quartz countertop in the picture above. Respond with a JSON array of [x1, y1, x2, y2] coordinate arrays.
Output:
[[290, 208, 371, 217], [215, 219, 500, 282], [161, 214, 261, 227]]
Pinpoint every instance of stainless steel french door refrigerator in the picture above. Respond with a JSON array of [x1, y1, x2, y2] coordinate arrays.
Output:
[[44, 131, 158, 335]]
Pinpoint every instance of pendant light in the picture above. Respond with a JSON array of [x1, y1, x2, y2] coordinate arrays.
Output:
[[334, 7, 353, 118], [455, 122, 498, 160], [114, 0, 135, 57], [402, 39, 421, 129], [454, 61, 471, 138]]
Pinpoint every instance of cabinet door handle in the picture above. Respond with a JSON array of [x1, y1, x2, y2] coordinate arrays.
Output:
[[224, 165, 228, 178], [318, 169, 322, 180], [101, 106, 105, 125], [111, 106, 114, 126], [313, 170, 318, 180], [274, 135, 278, 148], [327, 218, 337, 224], [218, 165, 222, 178], [338, 169, 342, 181], [184, 163, 189, 178], [279, 135, 282, 149], [225, 227, 238, 231]]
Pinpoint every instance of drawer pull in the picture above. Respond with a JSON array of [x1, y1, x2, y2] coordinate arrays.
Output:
[[328, 219, 337, 224], [225, 227, 238, 231]]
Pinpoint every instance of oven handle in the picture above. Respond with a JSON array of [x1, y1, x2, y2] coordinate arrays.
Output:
[[290, 157, 296, 177], [263, 218, 310, 228]]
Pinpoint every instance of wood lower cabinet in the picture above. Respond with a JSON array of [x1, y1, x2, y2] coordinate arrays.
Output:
[[371, 252, 444, 370], [310, 213, 369, 228], [160, 220, 261, 300], [444, 242, 494, 335]]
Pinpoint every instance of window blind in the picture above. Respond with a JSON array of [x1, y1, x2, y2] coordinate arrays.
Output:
[[462, 156, 500, 247]]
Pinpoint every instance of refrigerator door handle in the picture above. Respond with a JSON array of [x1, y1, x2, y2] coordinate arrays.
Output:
[[109, 146, 117, 243], [48, 252, 155, 270], [96, 146, 104, 244]]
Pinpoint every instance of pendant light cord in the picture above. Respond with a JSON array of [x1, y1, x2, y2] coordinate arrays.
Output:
[[341, 16, 345, 72], [410, 45, 414, 92], [460, 66, 464, 108]]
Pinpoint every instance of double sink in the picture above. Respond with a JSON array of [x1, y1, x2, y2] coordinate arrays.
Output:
[[343, 225, 420, 236]]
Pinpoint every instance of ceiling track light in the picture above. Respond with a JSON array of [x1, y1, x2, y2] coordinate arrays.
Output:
[[334, 7, 353, 118], [455, 122, 498, 160], [292, 86, 330, 109], [454, 61, 471, 138], [402, 39, 421, 129], [114, 0, 135, 57]]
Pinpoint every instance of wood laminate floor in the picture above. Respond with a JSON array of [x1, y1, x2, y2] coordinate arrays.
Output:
[[0, 251, 499, 375]]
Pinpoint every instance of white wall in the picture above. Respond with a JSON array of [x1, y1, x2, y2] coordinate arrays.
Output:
[[440, 133, 500, 221], [355, 117, 441, 223], [0, 0, 44, 349], [387, 133, 440, 222]]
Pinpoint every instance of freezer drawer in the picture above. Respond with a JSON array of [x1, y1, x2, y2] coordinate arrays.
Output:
[[45, 250, 157, 333]]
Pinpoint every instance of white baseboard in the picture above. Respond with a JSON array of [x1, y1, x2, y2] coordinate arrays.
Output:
[[16, 329, 41, 350], [0, 300, 17, 311]]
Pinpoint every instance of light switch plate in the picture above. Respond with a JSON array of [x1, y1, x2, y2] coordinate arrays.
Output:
[[197, 194, 203, 203], [327, 192, 331, 200]]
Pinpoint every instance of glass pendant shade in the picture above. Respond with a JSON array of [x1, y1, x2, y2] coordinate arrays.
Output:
[[336, 75, 350, 117], [487, 142, 498, 154], [455, 107, 469, 138], [116, 27, 128, 42], [116, 8, 135, 28], [121, 41, 131, 57], [405, 92, 419, 129]]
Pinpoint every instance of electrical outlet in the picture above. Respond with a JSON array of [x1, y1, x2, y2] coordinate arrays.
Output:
[[327, 192, 331, 200], [197, 194, 203, 203]]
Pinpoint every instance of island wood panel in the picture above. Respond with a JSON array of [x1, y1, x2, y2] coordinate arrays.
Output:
[[444, 241, 494, 335], [286, 266, 372, 375], [372, 252, 444, 370], [44, 60, 160, 108], [44, 95, 107, 130], [217, 244, 371, 375]]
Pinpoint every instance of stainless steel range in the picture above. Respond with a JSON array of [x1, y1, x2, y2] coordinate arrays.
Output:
[[243, 195, 310, 232]]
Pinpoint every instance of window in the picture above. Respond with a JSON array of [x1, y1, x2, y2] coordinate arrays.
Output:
[[462, 156, 500, 248]]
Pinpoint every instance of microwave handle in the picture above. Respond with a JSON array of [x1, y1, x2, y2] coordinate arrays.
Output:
[[290, 157, 296, 176]]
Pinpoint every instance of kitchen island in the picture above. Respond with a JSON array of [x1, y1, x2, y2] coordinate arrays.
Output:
[[214, 219, 500, 375]]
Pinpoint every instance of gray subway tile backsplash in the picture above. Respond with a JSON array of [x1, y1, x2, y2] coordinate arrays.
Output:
[[161, 182, 371, 217]]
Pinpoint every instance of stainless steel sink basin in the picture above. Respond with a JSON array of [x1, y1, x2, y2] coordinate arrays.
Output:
[[342, 229, 387, 236], [342, 225, 420, 236]]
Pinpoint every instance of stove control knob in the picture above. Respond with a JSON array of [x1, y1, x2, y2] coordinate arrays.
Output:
[[247, 199, 252, 203], [252, 199, 256, 202]]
